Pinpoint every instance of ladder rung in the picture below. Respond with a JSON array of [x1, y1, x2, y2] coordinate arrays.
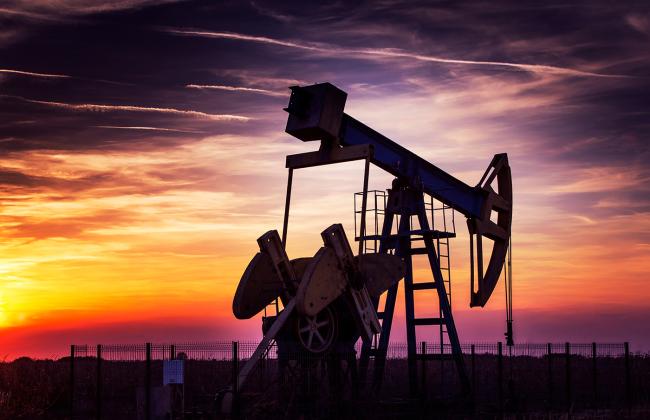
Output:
[[412, 282, 436, 290], [377, 311, 385, 319], [356, 230, 456, 242], [413, 317, 443, 326]]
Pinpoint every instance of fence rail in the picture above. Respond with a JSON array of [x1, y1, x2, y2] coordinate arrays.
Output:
[[68, 341, 630, 361]]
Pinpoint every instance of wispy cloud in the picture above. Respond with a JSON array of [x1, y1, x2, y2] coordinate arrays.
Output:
[[0, 68, 130, 85], [249, 1, 294, 23], [216, 71, 308, 90], [0, 7, 56, 21], [166, 29, 316, 50], [4, 95, 252, 121], [186, 84, 284, 97], [0, 68, 70, 79], [1, 1, 181, 18], [570, 215, 597, 225], [166, 28, 630, 78], [94, 125, 205, 133], [548, 166, 649, 194], [626, 13, 650, 35]]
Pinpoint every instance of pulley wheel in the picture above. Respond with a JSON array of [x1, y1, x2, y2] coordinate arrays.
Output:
[[296, 306, 337, 353]]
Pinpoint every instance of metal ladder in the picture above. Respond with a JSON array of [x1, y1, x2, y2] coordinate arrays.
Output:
[[357, 186, 468, 396], [428, 199, 455, 394], [406, 198, 458, 396], [354, 190, 388, 363], [354, 190, 386, 254], [429, 199, 454, 353]]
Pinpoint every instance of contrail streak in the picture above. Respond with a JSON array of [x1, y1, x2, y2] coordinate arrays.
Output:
[[0, 69, 71, 79], [186, 84, 284, 97], [5, 95, 251, 121], [167, 29, 318, 51], [167, 28, 628, 79], [94, 125, 204, 133], [354, 48, 626, 78], [1, 68, 130, 85]]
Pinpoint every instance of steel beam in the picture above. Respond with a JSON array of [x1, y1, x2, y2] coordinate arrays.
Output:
[[339, 115, 484, 218]]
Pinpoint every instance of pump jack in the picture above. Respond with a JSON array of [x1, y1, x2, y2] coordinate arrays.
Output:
[[223, 82, 512, 410]]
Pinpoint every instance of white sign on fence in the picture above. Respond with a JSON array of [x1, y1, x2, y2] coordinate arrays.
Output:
[[163, 360, 184, 385]]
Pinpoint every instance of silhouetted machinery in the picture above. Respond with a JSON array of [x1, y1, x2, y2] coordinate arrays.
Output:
[[223, 82, 513, 411]]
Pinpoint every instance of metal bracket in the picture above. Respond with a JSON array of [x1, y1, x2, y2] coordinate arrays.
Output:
[[257, 230, 299, 301], [286, 144, 373, 169], [321, 224, 380, 341]]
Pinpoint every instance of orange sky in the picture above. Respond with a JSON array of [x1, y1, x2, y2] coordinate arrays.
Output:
[[2, 125, 649, 357]]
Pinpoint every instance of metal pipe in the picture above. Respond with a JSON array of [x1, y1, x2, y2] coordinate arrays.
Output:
[[358, 157, 370, 256], [281, 168, 294, 248]]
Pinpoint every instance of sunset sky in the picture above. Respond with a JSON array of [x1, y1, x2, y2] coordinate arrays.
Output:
[[1, 1, 649, 358]]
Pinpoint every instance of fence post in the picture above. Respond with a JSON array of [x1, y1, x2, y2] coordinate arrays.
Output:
[[420, 341, 426, 394], [565, 342, 571, 410], [70, 344, 75, 417], [497, 341, 503, 411], [145, 342, 151, 420], [547, 343, 553, 407], [471, 344, 476, 394], [232, 341, 239, 417], [624, 342, 631, 407], [591, 342, 597, 406], [170, 344, 176, 360], [96, 344, 102, 420]]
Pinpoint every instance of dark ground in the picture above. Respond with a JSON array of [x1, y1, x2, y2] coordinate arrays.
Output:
[[1, 352, 649, 419]]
